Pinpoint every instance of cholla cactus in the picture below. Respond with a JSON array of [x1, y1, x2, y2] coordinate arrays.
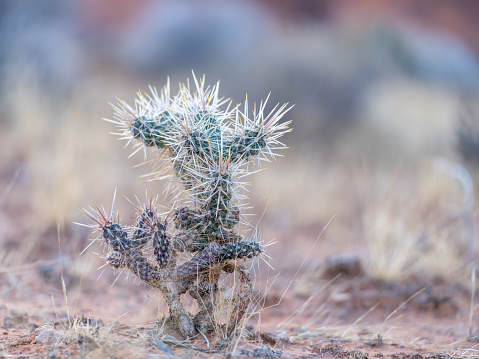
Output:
[[81, 74, 291, 339]]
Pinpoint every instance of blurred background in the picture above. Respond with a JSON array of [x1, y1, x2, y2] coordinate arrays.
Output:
[[2, 0, 479, 324]]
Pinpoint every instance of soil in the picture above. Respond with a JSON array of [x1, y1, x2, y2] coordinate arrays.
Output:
[[0, 161, 477, 358], [0, 222, 477, 359]]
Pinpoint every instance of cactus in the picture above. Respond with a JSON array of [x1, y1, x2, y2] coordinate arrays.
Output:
[[81, 74, 291, 339]]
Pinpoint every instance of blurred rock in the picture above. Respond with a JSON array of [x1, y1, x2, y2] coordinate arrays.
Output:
[[37, 263, 57, 282], [456, 104, 479, 170], [329, 291, 352, 304], [116, 1, 274, 73], [4, 311, 29, 329], [0, 0, 84, 91], [323, 254, 363, 278], [369, 23, 479, 90], [35, 329, 63, 345], [260, 331, 289, 346], [337, 79, 461, 163]]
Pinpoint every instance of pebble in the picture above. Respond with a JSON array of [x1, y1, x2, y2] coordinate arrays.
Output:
[[35, 329, 61, 345]]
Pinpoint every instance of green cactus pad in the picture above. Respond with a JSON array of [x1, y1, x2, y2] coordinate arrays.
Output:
[[220, 241, 263, 260]]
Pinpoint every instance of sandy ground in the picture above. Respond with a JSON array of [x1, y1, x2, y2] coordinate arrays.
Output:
[[0, 219, 477, 359]]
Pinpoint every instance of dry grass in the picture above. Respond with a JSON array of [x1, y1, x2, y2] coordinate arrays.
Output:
[[0, 72, 152, 229], [359, 166, 472, 283], [253, 154, 476, 286]]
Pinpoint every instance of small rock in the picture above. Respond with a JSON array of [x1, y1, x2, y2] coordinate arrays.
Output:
[[48, 352, 56, 358], [37, 263, 57, 281], [323, 255, 363, 278], [35, 330, 61, 345], [3, 311, 29, 328], [260, 331, 289, 346], [329, 291, 352, 304]]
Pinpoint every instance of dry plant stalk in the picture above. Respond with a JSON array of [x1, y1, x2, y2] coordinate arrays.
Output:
[[80, 74, 291, 339]]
